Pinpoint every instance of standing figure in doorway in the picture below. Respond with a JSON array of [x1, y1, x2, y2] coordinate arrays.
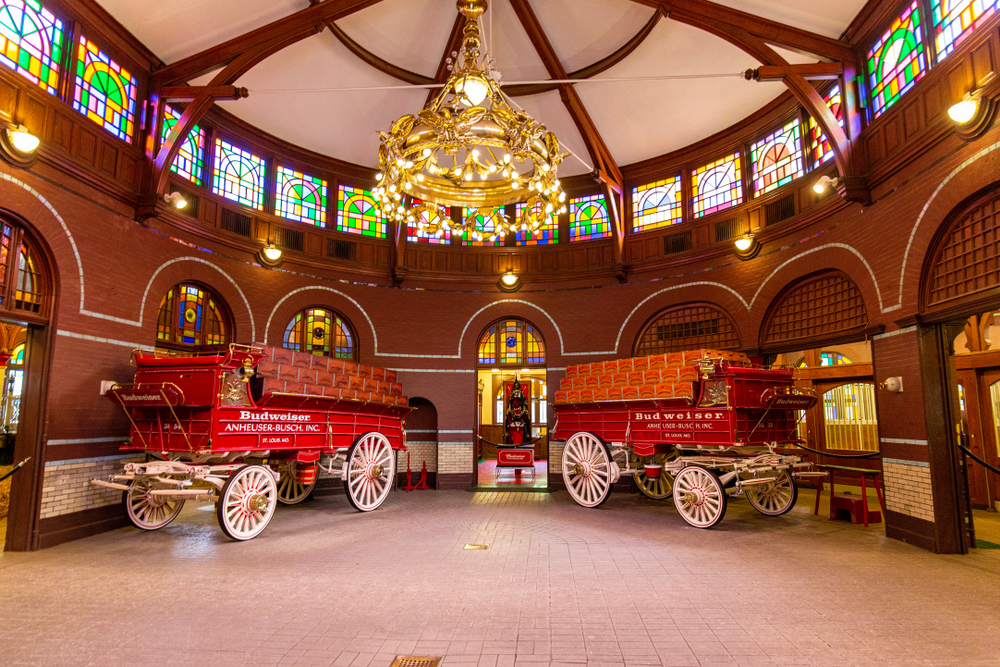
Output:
[[504, 377, 532, 445]]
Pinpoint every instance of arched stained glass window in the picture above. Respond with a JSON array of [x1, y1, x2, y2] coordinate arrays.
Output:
[[632, 176, 682, 232], [0, 0, 63, 95], [336, 185, 387, 238], [283, 307, 355, 359], [807, 86, 843, 170], [73, 35, 137, 143], [931, 0, 998, 59], [477, 318, 545, 366], [407, 200, 451, 244], [10, 342, 23, 364], [514, 201, 558, 245], [867, 2, 927, 119], [461, 206, 505, 246], [692, 152, 743, 218], [751, 120, 804, 197], [14, 239, 42, 313], [0, 221, 49, 318], [212, 139, 265, 210], [156, 283, 230, 350], [162, 104, 205, 186], [569, 194, 610, 242], [275, 166, 328, 226]]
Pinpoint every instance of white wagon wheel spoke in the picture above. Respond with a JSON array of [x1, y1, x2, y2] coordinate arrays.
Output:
[[344, 432, 396, 512], [561, 432, 614, 508]]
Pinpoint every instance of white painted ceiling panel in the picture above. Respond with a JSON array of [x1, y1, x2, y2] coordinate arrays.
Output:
[[714, 0, 870, 39]]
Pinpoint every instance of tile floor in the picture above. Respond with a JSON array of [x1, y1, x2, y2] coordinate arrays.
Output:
[[477, 460, 549, 489], [2, 488, 1000, 667]]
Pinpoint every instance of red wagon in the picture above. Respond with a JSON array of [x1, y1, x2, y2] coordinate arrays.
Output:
[[553, 350, 820, 528], [92, 345, 408, 540]]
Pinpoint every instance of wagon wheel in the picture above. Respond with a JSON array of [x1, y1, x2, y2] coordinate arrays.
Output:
[[216, 464, 277, 541], [275, 462, 316, 505], [344, 432, 396, 512], [562, 432, 614, 508], [630, 451, 678, 500], [673, 466, 727, 528], [121, 484, 185, 530], [745, 470, 798, 516]]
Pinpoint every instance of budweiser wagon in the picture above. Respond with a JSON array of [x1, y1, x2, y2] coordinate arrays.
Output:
[[92, 344, 408, 540], [553, 349, 820, 528]]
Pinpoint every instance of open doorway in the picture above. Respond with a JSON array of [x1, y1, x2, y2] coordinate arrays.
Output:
[[0, 323, 26, 550], [474, 318, 548, 489]]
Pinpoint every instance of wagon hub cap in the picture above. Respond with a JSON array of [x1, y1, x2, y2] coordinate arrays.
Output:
[[684, 490, 700, 505], [369, 464, 384, 479], [248, 494, 268, 512], [572, 462, 590, 478]]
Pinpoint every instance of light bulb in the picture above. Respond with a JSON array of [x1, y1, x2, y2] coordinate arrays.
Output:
[[417, 173, 425, 182], [7, 126, 39, 154], [472, 149, 480, 158], [375, 172, 383, 181], [501, 273, 518, 286], [456, 74, 489, 106], [404, 181, 412, 190], [464, 172, 473, 181], [735, 237, 753, 252], [262, 246, 282, 262], [949, 98, 978, 124], [422, 148, 432, 157]]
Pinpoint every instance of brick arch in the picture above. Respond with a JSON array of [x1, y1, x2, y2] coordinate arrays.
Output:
[[474, 316, 548, 368], [919, 181, 1000, 316], [759, 270, 869, 350], [632, 302, 742, 356], [262, 286, 376, 363]]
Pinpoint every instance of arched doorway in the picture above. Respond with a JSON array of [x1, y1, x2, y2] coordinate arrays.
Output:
[[0, 216, 56, 551], [474, 317, 547, 488], [402, 398, 438, 489]]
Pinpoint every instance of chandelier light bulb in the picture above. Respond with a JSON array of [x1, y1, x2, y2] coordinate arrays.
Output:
[[545, 203, 554, 212], [404, 181, 412, 190], [511, 170, 519, 179], [375, 172, 383, 181], [389, 184, 397, 193], [504, 153, 511, 163], [472, 149, 480, 158], [422, 148, 432, 157], [456, 74, 489, 106]]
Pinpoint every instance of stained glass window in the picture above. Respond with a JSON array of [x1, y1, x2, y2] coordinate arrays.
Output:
[[73, 35, 138, 143], [0, 0, 63, 95], [283, 307, 355, 359], [275, 166, 328, 226], [477, 318, 546, 366], [336, 185, 387, 239], [500, 320, 523, 364], [407, 200, 451, 244], [461, 206, 505, 246], [156, 284, 229, 349], [212, 139, 265, 210], [692, 152, 743, 218], [514, 201, 558, 245], [526, 325, 545, 363], [569, 194, 611, 242], [932, 0, 999, 59], [807, 86, 843, 170], [751, 120, 804, 197], [632, 176, 682, 232], [867, 2, 927, 119], [478, 326, 496, 364], [161, 104, 205, 186]]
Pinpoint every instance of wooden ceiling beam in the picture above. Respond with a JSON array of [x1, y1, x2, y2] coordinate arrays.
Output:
[[327, 21, 432, 86], [628, 0, 855, 63], [508, 0, 623, 187], [748, 63, 844, 82], [160, 85, 250, 101]]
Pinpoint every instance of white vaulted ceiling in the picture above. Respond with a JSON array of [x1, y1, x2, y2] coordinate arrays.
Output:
[[97, 0, 869, 175]]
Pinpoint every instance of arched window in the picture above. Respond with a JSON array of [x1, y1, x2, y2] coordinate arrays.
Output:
[[0, 219, 52, 320], [477, 318, 545, 367], [634, 304, 740, 356], [283, 307, 356, 359], [155, 283, 231, 351]]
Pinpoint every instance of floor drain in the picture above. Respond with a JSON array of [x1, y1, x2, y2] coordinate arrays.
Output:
[[463, 544, 489, 550], [390, 657, 440, 667]]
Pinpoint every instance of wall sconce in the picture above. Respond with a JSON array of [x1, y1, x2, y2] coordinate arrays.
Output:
[[733, 234, 760, 260], [949, 92, 980, 124], [163, 191, 187, 209], [0, 123, 39, 168], [256, 243, 283, 268], [948, 88, 998, 140], [880, 376, 903, 393], [812, 174, 839, 194], [498, 271, 521, 292]]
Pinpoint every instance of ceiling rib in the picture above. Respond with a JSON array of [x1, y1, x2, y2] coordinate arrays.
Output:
[[327, 21, 432, 86]]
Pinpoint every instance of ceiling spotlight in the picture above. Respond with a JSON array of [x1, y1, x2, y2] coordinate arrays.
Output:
[[733, 234, 760, 260], [949, 93, 980, 124], [498, 271, 521, 292], [256, 244, 283, 268], [163, 191, 187, 209], [7, 125, 38, 153], [812, 175, 839, 194]]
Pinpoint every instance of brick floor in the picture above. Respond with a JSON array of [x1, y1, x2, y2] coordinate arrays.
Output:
[[2, 489, 1000, 666]]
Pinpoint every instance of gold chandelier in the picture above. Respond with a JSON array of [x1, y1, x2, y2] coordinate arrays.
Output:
[[373, 0, 568, 242]]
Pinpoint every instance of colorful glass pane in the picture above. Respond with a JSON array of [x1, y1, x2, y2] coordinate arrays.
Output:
[[632, 176, 682, 232], [275, 166, 328, 226], [932, 0, 999, 59], [807, 86, 844, 170], [157, 284, 227, 347], [478, 327, 496, 364], [283, 308, 354, 359], [500, 320, 523, 364], [461, 206, 505, 246], [11, 342, 23, 364], [751, 120, 804, 197], [514, 201, 558, 245], [407, 200, 451, 244], [161, 104, 205, 186], [212, 139, 265, 210], [526, 325, 545, 363], [569, 194, 611, 242], [73, 36, 137, 142], [0, 0, 62, 94], [867, 2, 926, 119], [692, 152, 743, 218], [336, 185, 387, 238]]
